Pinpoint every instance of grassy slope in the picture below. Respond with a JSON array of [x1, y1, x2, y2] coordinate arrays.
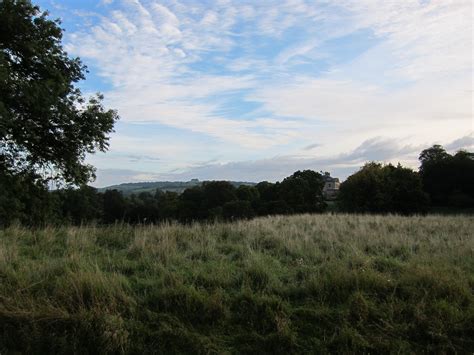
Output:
[[1, 214, 473, 353]]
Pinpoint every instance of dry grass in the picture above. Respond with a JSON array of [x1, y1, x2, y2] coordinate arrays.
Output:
[[1, 214, 473, 353]]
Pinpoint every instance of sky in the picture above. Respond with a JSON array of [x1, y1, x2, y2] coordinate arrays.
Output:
[[36, 0, 473, 187]]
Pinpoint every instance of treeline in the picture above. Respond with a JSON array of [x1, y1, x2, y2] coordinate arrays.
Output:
[[338, 145, 473, 214], [0, 145, 472, 226], [0, 170, 326, 226]]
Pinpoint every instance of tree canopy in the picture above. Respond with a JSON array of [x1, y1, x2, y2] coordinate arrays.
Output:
[[279, 170, 326, 213], [338, 162, 429, 214], [419, 146, 474, 207], [0, 0, 118, 185]]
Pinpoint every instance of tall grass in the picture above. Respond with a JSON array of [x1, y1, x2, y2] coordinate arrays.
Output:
[[1, 214, 473, 353]]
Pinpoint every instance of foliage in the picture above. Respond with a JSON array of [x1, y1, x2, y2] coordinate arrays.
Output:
[[0, 0, 118, 184], [0, 165, 54, 226], [223, 200, 254, 220], [338, 162, 429, 214], [419, 145, 474, 207], [1, 214, 473, 353], [53, 186, 102, 225], [103, 189, 126, 224], [279, 170, 326, 213]]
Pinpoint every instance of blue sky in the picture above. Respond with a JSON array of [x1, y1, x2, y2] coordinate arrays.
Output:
[[36, 0, 472, 186]]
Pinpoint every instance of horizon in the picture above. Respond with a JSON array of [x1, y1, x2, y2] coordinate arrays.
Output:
[[35, 0, 473, 187]]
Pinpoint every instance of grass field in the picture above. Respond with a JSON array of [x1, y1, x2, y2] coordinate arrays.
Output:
[[1, 214, 473, 353]]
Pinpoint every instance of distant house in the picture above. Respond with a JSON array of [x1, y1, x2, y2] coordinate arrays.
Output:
[[322, 172, 340, 200]]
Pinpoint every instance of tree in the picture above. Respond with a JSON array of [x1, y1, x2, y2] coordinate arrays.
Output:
[[449, 151, 474, 207], [127, 192, 160, 223], [223, 200, 254, 220], [338, 162, 429, 214], [56, 185, 102, 224], [0, 165, 56, 226], [103, 190, 126, 223], [255, 181, 279, 202], [156, 190, 179, 221], [178, 186, 206, 222], [0, 0, 118, 185], [236, 185, 260, 204], [419, 145, 450, 171], [279, 170, 326, 213], [201, 181, 237, 209], [384, 163, 430, 214], [419, 145, 474, 207]]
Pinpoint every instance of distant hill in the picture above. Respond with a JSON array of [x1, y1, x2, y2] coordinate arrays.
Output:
[[98, 179, 256, 195]]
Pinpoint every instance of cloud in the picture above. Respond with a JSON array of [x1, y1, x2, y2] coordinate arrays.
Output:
[[59, 0, 471, 181], [93, 133, 472, 187], [250, 0, 471, 153], [340, 0, 472, 80], [68, 0, 312, 148], [125, 154, 161, 163], [94, 168, 161, 187], [251, 74, 471, 153], [341, 137, 420, 163], [154, 135, 468, 182], [445, 133, 474, 152], [303, 143, 321, 150], [98, 137, 412, 184]]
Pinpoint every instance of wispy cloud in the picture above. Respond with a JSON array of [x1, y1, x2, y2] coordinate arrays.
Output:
[[303, 143, 321, 151], [45, 0, 472, 184], [445, 134, 474, 152]]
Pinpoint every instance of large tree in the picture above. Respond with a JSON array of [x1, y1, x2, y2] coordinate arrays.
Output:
[[0, 0, 118, 185], [279, 170, 326, 213], [338, 162, 429, 215], [419, 145, 474, 207]]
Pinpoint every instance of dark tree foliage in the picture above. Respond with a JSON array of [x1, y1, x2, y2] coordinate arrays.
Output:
[[338, 162, 429, 214], [279, 170, 326, 213], [419, 145, 474, 207], [255, 181, 278, 202], [255, 181, 283, 215], [53, 185, 102, 225], [178, 185, 207, 222], [201, 181, 238, 209], [0, 0, 118, 184], [419, 145, 451, 168], [176, 182, 240, 221], [236, 185, 260, 204], [127, 192, 161, 223], [223, 200, 254, 220], [0, 165, 54, 226], [155, 190, 179, 220], [103, 190, 126, 224]]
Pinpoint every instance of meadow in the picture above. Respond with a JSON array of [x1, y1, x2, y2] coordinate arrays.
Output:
[[1, 214, 473, 353]]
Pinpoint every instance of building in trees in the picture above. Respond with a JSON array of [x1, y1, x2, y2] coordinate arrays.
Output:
[[322, 172, 340, 200]]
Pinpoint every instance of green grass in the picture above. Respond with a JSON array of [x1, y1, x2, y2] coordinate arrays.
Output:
[[1, 214, 473, 353]]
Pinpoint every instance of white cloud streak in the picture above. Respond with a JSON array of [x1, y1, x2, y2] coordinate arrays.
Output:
[[60, 0, 472, 183]]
